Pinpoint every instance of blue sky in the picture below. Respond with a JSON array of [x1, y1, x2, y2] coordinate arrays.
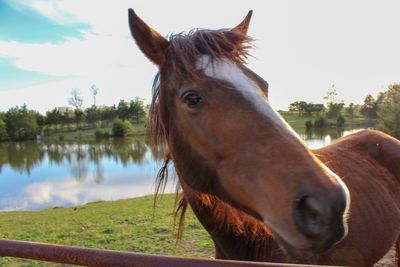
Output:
[[0, 0, 90, 91], [0, 0, 89, 43], [0, 0, 399, 113]]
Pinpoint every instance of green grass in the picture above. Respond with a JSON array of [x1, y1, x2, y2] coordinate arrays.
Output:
[[0, 195, 214, 266]]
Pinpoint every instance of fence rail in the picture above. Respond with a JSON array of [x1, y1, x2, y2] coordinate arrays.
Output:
[[0, 238, 324, 267]]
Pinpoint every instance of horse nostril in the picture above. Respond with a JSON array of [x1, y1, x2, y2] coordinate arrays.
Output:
[[295, 195, 330, 238]]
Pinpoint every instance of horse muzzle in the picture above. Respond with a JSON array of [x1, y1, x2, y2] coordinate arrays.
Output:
[[290, 186, 349, 255]]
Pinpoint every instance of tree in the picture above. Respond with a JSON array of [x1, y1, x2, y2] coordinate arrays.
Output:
[[100, 105, 117, 122], [345, 103, 355, 125], [288, 101, 308, 114], [309, 104, 325, 115], [323, 84, 339, 104], [288, 101, 325, 116], [90, 84, 99, 106], [0, 119, 7, 140], [129, 97, 146, 123], [377, 83, 400, 138], [336, 115, 346, 128], [117, 100, 130, 121], [68, 88, 84, 110], [74, 109, 84, 129], [46, 108, 63, 126], [361, 94, 377, 120], [85, 106, 101, 126], [68, 89, 84, 129], [324, 85, 344, 118], [4, 105, 40, 140]]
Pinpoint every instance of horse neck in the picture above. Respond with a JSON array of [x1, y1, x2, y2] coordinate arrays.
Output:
[[179, 178, 286, 262]]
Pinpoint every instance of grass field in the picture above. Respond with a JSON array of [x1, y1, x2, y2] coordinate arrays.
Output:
[[0, 195, 214, 266]]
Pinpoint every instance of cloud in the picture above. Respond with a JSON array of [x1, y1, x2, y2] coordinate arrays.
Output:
[[0, 1, 159, 111], [17, 172, 175, 211], [0, 0, 399, 113], [5, 0, 87, 25]]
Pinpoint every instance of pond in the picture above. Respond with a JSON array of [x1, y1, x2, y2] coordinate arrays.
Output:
[[0, 128, 362, 211]]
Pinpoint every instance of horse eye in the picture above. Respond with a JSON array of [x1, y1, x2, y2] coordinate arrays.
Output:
[[182, 92, 202, 108]]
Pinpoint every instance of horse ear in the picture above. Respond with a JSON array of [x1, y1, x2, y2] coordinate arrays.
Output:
[[232, 10, 253, 35], [128, 9, 169, 66]]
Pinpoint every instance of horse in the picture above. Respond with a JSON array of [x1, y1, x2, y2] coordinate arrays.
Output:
[[128, 9, 400, 266]]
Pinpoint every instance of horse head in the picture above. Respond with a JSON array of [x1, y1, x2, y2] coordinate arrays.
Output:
[[128, 9, 350, 258]]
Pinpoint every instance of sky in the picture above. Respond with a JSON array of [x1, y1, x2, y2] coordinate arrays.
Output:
[[0, 0, 399, 113]]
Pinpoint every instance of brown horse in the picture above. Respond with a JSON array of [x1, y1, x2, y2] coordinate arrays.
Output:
[[128, 9, 400, 266]]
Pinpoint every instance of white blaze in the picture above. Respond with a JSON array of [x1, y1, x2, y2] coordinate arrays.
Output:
[[196, 55, 300, 138]]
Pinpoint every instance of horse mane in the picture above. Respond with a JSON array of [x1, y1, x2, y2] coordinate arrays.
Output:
[[149, 28, 258, 240]]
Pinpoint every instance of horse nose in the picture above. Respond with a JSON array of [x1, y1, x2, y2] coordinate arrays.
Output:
[[294, 195, 331, 238]]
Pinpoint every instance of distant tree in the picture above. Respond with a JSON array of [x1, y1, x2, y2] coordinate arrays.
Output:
[[74, 109, 84, 130], [68, 88, 84, 110], [4, 105, 40, 140], [117, 100, 130, 121], [314, 116, 328, 128], [129, 97, 146, 123], [68, 89, 84, 129], [336, 115, 346, 128], [100, 105, 117, 122], [288, 101, 308, 114], [345, 102, 355, 125], [361, 94, 377, 120], [46, 108, 63, 126], [377, 83, 400, 138], [323, 84, 340, 103], [0, 119, 7, 140], [85, 106, 101, 126], [34, 112, 45, 129], [326, 102, 344, 118], [288, 101, 325, 116], [310, 104, 325, 115], [305, 120, 313, 129], [324, 85, 344, 118], [90, 84, 99, 106]]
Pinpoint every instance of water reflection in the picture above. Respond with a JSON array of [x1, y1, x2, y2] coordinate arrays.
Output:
[[0, 137, 171, 211], [0, 137, 166, 181], [299, 128, 363, 149]]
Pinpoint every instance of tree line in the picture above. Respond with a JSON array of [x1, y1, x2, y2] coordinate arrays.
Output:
[[1, 83, 399, 141], [0, 97, 147, 142], [287, 83, 400, 138]]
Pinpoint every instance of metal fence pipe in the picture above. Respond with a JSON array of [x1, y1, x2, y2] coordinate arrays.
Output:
[[0, 239, 326, 267]]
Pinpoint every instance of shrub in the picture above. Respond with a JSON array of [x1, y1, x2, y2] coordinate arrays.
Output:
[[0, 119, 7, 140], [95, 128, 111, 139], [336, 115, 346, 128], [42, 125, 52, 136], [4, 106, 40, 140], [305, 120, 313, 129], [314, 116, 328, 129], [112, 119, 134, 137]]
